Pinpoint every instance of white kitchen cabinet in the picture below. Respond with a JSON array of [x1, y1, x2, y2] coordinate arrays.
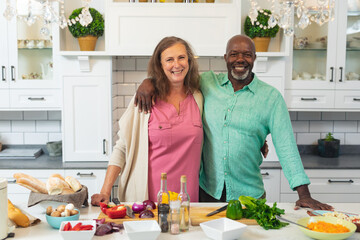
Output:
[[64, 169, 106, 200], [0, 1, 60, 110], [280, 169, 360, 203], [62, 57, 112, 162], [285, 1, 360, 110], [261, 169, 280, 203]]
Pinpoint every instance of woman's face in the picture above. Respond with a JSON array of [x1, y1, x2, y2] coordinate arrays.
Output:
[[160, 43, 189, 86]]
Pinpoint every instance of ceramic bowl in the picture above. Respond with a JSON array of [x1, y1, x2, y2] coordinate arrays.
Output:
[[123, 220, 161, 240], [297, 216, 356, 240], [200, 218, 247, 240], [59, 220, 96, 240], [46, 209, 80, 229]]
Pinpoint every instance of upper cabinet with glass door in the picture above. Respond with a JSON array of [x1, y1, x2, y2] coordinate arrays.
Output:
[[285, 0, 360, 110]]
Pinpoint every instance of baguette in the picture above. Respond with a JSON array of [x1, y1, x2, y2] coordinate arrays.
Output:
[[65, 176, 82, 192], [13, 173, 47, 194], [49, 173, 65, 182], [8, 199, 30, 227], [46, 177, 69, 195], [60, 187, 75, 195]]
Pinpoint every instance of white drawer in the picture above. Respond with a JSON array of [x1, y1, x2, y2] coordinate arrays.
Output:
[[285, 90, 334, 109], [0, 89, 10, 108], [10, 89, 61, 109], [335, 90, 360, 109]]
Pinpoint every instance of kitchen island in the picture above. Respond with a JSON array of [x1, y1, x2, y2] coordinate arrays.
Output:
[[11, 202, 360, 240]]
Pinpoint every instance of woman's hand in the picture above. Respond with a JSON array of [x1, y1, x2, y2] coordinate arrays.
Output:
[[134, 78, 156, 113], [91, 193, 110, 206]]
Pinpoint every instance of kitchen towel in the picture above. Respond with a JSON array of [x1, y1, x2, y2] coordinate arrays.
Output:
[[27, 185, 89, 209]]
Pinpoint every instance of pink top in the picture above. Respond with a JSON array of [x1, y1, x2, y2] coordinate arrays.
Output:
[[148, 94, 203, 202]]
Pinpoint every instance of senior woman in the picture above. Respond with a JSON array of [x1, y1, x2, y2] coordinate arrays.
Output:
[[91, 36, 203, 205]]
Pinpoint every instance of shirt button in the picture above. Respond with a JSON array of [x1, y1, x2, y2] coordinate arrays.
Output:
[[224, 141, 227, 143], [224, 124, 227, 127], [227, 109, 230, 112], [224, 157, 226, 160], [225, 173, 227, 175], [233, 94, 236, 96]]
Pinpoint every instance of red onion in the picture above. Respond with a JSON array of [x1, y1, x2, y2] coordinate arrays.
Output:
[[139, 209, 155, 218], [132, 202, 145, 213], [143, 200, 156, 210]]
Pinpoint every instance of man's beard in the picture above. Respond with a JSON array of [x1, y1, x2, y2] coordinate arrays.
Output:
[[231, 69, 249, 81]]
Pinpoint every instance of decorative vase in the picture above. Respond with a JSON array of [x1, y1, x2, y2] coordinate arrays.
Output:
[[77, 36, 98, 51], [139, 0, 148, 2], [252, 37, 271, 52], [206, 0, 215, 2], [318, 139, 340, 158]]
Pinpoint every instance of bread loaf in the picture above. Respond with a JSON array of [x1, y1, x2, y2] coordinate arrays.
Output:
[[49, 173, 65, 182], [8, 199, 30, 227], [46, 177, 70, 195], [13, 173, 47, 194], [60, 187, 75, 195], [65, 176, 82, 192]]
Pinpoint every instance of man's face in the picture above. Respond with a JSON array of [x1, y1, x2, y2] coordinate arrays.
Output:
[[224, 37, 256, 82]]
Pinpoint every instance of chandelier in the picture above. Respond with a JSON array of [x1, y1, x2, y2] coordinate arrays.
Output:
[[248, 0, 335, 36], [2, 0, 93, 36]]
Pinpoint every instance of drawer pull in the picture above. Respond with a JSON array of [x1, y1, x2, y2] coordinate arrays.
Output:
[[329, 67, 334, 82], [301, 97, 317, 101], [328, 179, 353, 183], [2, 66, 5, 81], [353, 98, 360, 101], [77, 172, 94, 177], [11, 66, 15, 81], [103, 139, 107, 155], [261, 172, 269, 176], [8, 180, 16, 184], [28, 97, 45, 101], [339, 67, 343, 82]]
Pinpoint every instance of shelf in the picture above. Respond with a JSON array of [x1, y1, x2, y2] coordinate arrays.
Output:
[[348, 11, 360, 16], [18, 47, 52, 50], [346, 47, 360, 51], [293, 47, 327, 51], [59, 51, 108, 56]]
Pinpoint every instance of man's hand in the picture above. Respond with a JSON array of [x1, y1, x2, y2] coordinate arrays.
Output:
[[91, 193, 110, 206], [261, 140, 269, 158], [134, 78, 156, 113], [294, 184, 333, 210]]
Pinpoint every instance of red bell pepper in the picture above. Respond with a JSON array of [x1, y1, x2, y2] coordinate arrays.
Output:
[[63, 222, 72, 231], [100, 202, 112, 214], [106, 205, 126, 219], [72, 222, 82, 231], [79, 225, 94, 231]]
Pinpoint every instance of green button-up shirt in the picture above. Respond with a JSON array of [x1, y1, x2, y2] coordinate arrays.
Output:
[[199, 71, 310, 201]]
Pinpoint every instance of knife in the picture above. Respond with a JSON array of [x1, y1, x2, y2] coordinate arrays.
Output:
[[125, 205, 135, 218], [206, 204, 228, 217], [112, 198, 120, 205]]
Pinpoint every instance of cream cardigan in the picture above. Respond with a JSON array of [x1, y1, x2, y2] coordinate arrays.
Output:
[[108, 91, 203, 202]]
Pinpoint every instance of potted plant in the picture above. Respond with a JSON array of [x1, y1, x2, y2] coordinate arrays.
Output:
[[318, 132, 340, 158], [244, 9, 279, 52], [68, 7, 104, 51]]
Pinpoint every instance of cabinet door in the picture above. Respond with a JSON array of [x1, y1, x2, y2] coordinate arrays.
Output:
[[64, 170, 106, 200], [63, 75, 111, 162], [261, 169, 280, 203], [0, 1, 10, 91]]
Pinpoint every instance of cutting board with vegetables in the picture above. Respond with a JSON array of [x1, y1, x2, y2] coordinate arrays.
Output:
[[189, 206, 257, 226], [97, 208, 157, 224]]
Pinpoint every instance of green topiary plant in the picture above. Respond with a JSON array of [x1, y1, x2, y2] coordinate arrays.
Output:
[[244, 9, 279, 39], [68, 8, 104, 38], [324, 132, 335, 141]]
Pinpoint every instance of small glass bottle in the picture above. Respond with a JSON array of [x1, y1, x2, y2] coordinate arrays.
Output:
[[157, 172, 170, 233], [170, 200, 180, 235], [178, 175, 190, 232]]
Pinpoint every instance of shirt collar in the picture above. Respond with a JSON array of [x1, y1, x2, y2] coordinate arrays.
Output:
[[220, 73, 259, 94]]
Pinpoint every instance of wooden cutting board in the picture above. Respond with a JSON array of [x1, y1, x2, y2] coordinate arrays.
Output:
[[97, 206, 257, 226]]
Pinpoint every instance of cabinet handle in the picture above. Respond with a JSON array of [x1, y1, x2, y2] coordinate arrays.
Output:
[[328, 179, 353, 183], [339, 67, 343, 82], [11, 66, 15, 81], [103, 139, 107, 155], [329, 67, 334, 82], [28, 97, 45, 101], [77, 172, 94, 177], [301, 97, 317, 101], [1, 66, 5, 81], [8, 180, 16, 184], [353, 98, 360, 101], [261, 172, 269, 176]]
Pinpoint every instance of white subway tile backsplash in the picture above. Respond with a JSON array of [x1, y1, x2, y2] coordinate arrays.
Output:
[[344, 133, 360, 145], [0, 133, 24, 144], [12, 121, 35, 132], [334, 121, 357, 133], [48, 133, 62, 142], [24, 111, 47, 120], [309, 121, 333, 133], [197, 58, 210, 71], [321, 112, 345, 120], [124, 96, 133, 107], [136, 58, 150, 71], [346, 112, 360, 120], [297, 112, 321, 120], [117, 84, 136, 96], [116, 57, 136, 71], [112, 83, 118, 96], [24, 133, 48, 144], [291, 121, 309, 132], [124, 71, 147, 83], [113, 96, 125, 109], [0, 121, 11, 132], [297, 133, 321, 144], [0, 111, 23, 120], [210, 58, 226, 71], [36, 121, 61, 132], [289, 111, 297, 121], [48, 111, 61, 120], [113, 71, 124, 84]]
